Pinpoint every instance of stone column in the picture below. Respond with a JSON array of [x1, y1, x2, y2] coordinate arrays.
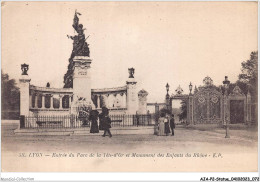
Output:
[[59, 94, 63, 109], [35, 93, 38, 109], [69, 95, 72, 108], [97, 95, 101, 109], [120, 92, 126, 108], [19, 75, 31, 116], [105, 94, 110, 108], [50, 94, 54, 109], [42, 94, 45, 109]]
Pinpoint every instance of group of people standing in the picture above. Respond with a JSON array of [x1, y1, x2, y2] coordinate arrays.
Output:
[[157, 113, 175, 136], [88, 107, 112, 138]]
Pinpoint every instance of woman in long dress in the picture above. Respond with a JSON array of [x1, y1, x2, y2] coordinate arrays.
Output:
[[164, 114, 171, 136], [157, 112, 165, 136], [89, 110, 99, 133]]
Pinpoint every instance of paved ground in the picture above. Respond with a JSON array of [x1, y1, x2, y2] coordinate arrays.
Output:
[[1, 123, 258, 172]]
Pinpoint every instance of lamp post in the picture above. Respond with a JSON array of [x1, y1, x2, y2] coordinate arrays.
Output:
[[189, 82, 193, 95], [166, 83, 169, 95], [166, 83, 170, 110], [223, 76, 230, 138]]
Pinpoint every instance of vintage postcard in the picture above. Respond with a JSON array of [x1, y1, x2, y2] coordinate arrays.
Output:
[[1, 1, 258, 174]]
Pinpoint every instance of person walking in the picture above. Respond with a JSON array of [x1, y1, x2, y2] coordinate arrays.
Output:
[[157, 112, 165, 136], [170, 114, 175, 136], [100, 107, 112, 138], [164, 114, 171, 136]]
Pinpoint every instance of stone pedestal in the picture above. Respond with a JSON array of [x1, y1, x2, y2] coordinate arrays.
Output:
[[71, 56, 92, 114], [72, 56, 92, 104], [126, 78, 138, 114], [19, 75, 31, 116]]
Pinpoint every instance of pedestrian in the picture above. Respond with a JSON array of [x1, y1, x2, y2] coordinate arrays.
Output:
[[157, 112, 165, 136], [164, 114, 171, 136], [89, 110, 99, 133], [136, 111, 140, 127], [100, 107, 112, 138], [170, 114, 175, 136]]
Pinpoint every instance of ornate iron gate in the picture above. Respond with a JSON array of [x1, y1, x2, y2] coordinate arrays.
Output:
[[193, 84, 223, 124]]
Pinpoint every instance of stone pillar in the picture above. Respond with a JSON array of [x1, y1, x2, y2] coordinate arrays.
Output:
[[50, 94, 53, 109], [42, 94, 45, 109], [19, 75, 31, 116], [59, 94, 63, 109], [138, 89, 148, 114], [34, 93, 38, 109], [69, 95, 72, 108], [106, 94, 110, 108], [97, 95, 101, 109], [247, 91, 252, 124], [72, 56, 92, 107], [29, 91, 33, 109], [126, 78, 138, 114]]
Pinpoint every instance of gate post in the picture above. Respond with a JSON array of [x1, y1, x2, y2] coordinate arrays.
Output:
[[187, 95, 193, 125], [246, 91, 252, 125], [20, 115, 25, 129], [19, 64, 31, 117]]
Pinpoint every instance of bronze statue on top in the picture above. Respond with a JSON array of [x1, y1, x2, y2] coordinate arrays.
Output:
[[64, 10, 90, 88], [67, 10, 90, 58]]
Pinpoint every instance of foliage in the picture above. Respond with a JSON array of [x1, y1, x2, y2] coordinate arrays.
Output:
[[1, 71, 20, 112], [238, 51, 258, 98], [178, 100, 187, 121], [154, 107, 171, 122], [239, 51, 258, 85], [238, 51, 258, 122]]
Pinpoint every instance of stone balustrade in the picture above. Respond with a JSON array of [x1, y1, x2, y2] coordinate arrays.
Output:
[[29, 85, 73, 111], [91, 86, 127, 110]]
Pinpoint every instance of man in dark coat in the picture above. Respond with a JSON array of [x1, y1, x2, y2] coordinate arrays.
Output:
[[100, 107, 112, 138], [170, 114, 175, 136]]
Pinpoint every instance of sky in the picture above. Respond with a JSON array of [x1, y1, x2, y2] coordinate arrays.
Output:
[[2, 2, 258, 103]]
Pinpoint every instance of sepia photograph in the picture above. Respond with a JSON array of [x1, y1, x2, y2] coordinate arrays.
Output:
[[1, 1, 258, 176]]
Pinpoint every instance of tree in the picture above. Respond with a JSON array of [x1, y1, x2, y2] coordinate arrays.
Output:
[[1, 71, 20, 119], [178, 100, 187, 121], [238, 51, 258, 123], [238, 51, 258, 97]]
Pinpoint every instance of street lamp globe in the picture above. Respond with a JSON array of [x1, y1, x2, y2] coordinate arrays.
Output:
[[166, 83, 169, 92], [223, 76, 230, 90], [189, 82, 193, 94]]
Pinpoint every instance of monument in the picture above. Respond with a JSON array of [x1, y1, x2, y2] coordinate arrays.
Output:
[[66, 11, 92, 114], [18, 11, 149, 126]]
